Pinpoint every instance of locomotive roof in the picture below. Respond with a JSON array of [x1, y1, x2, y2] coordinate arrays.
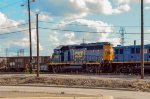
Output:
[[114, 44, 150, 48], [55, 42, 112, 50]]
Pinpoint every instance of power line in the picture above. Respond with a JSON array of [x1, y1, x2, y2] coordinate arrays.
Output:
[[0, 21, 36, 30], [0, 26, 149, 36], [39, 20, 150, 28], [39, 27, 150, 34], [39, 27, 115, 33], [0, 22, 29, 30], [0, 38, 29, 42], [0, 28, 35, 36]]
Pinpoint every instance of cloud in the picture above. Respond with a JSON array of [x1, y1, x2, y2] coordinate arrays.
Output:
[[49, 32, 78, 46], [47, 19, 120, 54], [146, 29, 150, 33], [31, 11, 52, 21], [113, 0, 130, 4], [145, 6, 150, 10], [0, 12, 22, 33], [11, 28, 43, 53], [33, 0, 132, 18], [0, 12, 43, 56], [113, 4, 130, 14], [38, 12, 52, 21], [112, 0, 150, 11], [145, 0, 150, 4], [0, 12, 24, 49]]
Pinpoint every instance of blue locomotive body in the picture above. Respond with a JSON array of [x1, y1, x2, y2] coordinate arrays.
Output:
[[113, 45, 150, 62], [51, 42, 113, 63]]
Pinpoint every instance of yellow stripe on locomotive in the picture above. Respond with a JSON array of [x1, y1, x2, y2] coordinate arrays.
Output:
[[103, 44, 114, 61]]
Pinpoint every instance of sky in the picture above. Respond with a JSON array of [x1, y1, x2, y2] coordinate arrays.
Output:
[[0, 0, 150, 56]]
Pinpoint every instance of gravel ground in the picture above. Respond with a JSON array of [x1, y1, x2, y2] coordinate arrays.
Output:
[[0, 91, 90, 98], [1, 86, 149, 99], [0, 74, 150, 92]]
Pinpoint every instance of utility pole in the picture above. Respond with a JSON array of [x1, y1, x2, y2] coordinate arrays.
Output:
[[20, 49, 24, 56], [5, 48, 8, 67], [119, 27, 125, 46], [28, 0, 32, 73], [82, 38, 85, 44], [28, 0, 35, 73], [141, 0, 144, 79], [36, 14, 40, 77], [21, 0, 35, 73], [17, 50, 19, 69]]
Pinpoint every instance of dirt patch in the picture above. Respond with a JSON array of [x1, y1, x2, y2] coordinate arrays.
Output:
[[0, 75, 150, 92]]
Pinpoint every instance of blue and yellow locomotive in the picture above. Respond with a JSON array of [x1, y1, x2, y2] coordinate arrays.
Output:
[[50, 42, 150, 73], [51, 42, 114, 63]]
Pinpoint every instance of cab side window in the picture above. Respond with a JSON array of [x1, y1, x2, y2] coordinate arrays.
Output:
[[131, 48, 135, 54], [136, 48, 140, 54], [115, 49, 118, 54], [120, 49, 124, 54]]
